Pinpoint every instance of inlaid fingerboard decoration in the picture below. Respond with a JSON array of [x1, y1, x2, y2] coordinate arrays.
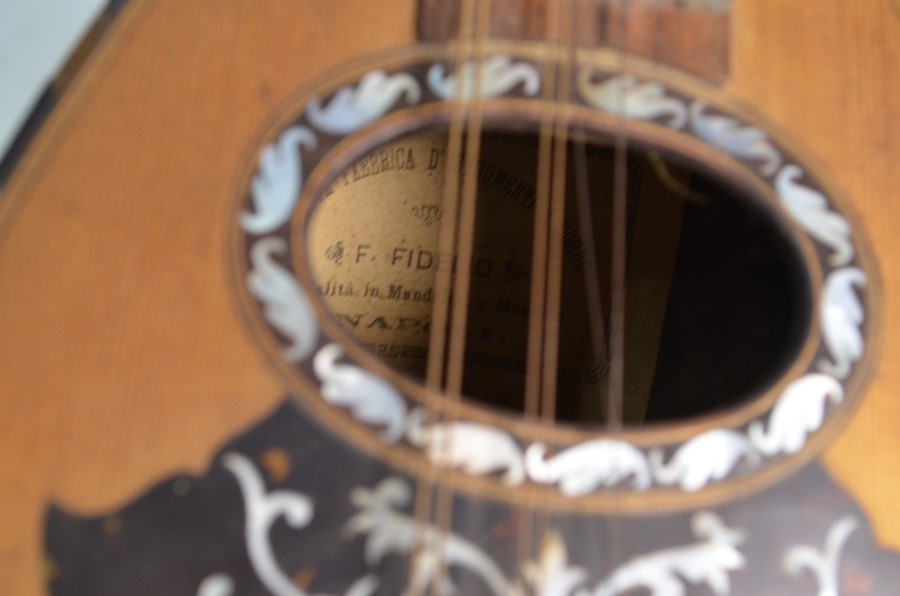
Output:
[[44, 43, 898, 595]]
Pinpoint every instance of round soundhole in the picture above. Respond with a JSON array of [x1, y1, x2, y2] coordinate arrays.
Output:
[[307, 128, 812, 426]]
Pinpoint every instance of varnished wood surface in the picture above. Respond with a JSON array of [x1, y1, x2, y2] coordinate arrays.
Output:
[[0, 2, 418, 593], [418, 0, 730, 81], [0, 1, 897, 594], [735, 0, 900, 549]]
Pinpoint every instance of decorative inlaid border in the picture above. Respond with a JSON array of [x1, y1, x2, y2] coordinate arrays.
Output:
[[229, 44, 879, 512], [49, 401, 898, 595]]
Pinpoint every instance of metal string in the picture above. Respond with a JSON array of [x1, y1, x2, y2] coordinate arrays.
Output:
[[515, 0, 571, 572], [605, 0, 631, 574], [430, 0, 493, 593], [410, 0, 479, 593]]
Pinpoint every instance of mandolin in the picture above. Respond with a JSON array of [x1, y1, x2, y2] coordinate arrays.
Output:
[[1, 0, 899, 594]]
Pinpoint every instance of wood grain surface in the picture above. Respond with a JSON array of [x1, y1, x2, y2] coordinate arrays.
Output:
[[0, 1, 897, 594], [418, 0, 730, 81], [733, 0, 900, 550]]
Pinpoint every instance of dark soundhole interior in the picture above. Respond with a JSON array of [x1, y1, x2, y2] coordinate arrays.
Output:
[[308, 129, 811, 426]]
